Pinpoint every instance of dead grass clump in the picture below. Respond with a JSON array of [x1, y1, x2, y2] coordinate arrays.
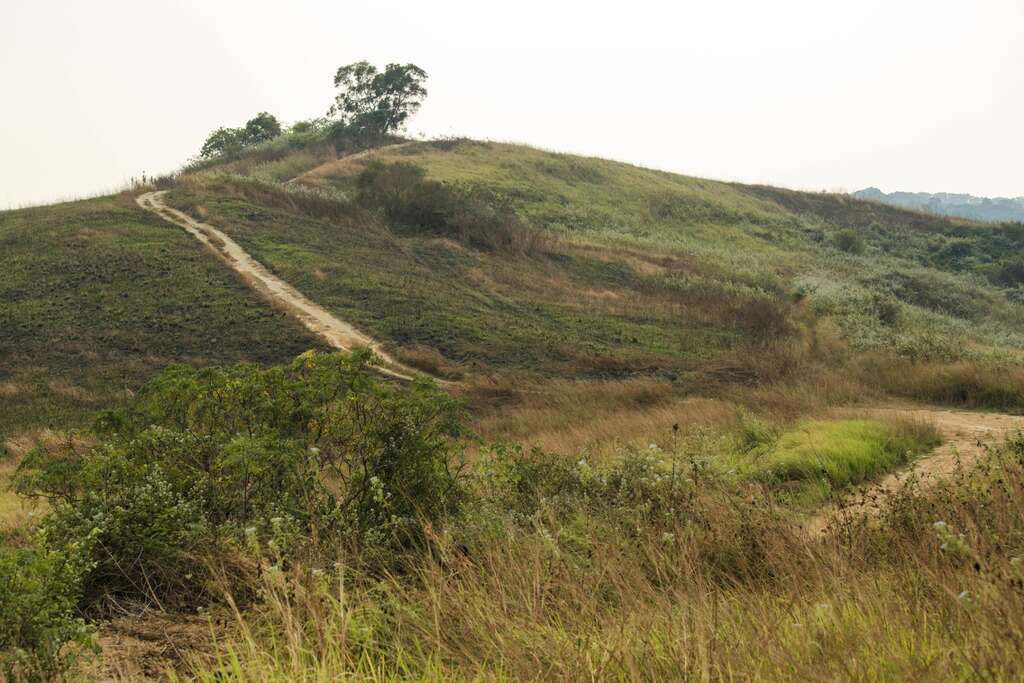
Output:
[[46, 380, 92, 402], [467, 377, 732, 454]]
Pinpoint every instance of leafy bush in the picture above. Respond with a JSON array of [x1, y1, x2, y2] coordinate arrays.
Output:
[[833, 228, 866, 254], [356, 161, 549, 254], [0, 537, 96, 681], [15, 350, 465, 609], [198, 112, 284, 159]]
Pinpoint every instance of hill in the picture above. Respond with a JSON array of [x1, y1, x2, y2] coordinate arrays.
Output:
[[0, 194, 322, 440], [5, 136, 1024, 444], [175, 137, 1024, 401], [855, 186, 1024, 223], [4, 131, 1024, 680]]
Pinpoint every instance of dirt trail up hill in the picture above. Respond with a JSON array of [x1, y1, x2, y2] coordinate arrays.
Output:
[[808, 406, 1024, 534], [136, 191, 418, 381]]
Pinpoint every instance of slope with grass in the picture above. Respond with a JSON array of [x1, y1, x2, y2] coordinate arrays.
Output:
[[0, 193, 322, 443], [161, 137, 1024, 418], [136, 190, 417, 380], [5, 132, 1024, 679]]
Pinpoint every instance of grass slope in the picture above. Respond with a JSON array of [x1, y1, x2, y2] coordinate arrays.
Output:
[[0, 194, 321, 441]]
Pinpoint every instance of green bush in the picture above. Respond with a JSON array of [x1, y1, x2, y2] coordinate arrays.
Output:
[[356, 161, 548, 254], [833, 228, 866, 254], [0, 537, 96, 681], [15, 350, 466, 609]]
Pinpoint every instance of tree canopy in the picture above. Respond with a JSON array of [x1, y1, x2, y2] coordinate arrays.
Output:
[[329, 61, 428, 137], [198, 112, 282, 159]]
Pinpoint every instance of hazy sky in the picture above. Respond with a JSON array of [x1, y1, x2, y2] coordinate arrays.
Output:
[[2, 0, 1022, 208]]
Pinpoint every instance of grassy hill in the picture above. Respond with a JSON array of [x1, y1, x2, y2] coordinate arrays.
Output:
[[168, 137, 1024, 414], [4, 132, 1024, 680], [4, 135, 1024, 442], [0, 193, 321, 442]]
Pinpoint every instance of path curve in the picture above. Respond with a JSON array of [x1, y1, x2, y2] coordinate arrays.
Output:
[[808, 406, 1024, 534], [137, 190, 418, 382], [286, 142, 414, 186]]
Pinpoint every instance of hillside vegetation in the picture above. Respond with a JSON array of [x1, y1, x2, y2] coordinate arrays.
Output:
[[3, 123, 1024, 679], [0, 194, 320, 443], [169, 136, 1024, 412]]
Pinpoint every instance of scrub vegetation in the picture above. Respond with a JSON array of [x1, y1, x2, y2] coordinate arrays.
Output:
[[3, 76, 1024, 677]]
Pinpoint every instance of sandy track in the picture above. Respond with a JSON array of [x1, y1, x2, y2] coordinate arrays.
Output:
[[808, 406, 1024, 534], [136, 191, 417, 381], [287, 141, 414, 186]]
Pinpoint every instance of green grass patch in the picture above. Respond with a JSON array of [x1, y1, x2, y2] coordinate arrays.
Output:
[[721, 418, 940, 506]]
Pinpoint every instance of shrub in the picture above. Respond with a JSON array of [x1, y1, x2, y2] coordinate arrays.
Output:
[[15, 350, 466, 609], [198, 112, 284, 159], [833, 228, 866, 254], [356, 161, 549, 254], [0, 537, 96, 681]]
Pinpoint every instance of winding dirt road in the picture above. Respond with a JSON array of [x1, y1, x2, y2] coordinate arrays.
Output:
[[136, 191, 418, 381], [808, 406, 1024, 534]]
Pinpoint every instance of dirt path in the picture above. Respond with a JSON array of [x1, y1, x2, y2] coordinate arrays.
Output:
[[287, 141, 414, 186], [808, 406, 1024, 534], [136, 191, 418, 382]]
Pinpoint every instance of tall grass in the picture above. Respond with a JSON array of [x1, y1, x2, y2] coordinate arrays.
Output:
[[857, 354, 1024, 413], [174, 419, 1019, 681]]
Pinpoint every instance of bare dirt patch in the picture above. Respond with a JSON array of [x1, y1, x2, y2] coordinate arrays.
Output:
[[93, 611, 215, 682]]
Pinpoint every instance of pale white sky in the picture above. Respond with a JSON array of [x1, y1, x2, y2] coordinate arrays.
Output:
[[2, 0, 1022, 208]]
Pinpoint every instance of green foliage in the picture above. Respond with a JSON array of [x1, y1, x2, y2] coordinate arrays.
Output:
[[179, 420, 1024, 681], [199, 113, 283, 159], [242, 112, 282, 146], [329, 61, 427, 137], [14, 350, 466, 609], [474, 442, 702, 534], [833, 228, 866, 254], [0, 536, 96, 681], [0, 195, 316, 439], [356, 161, 547, 254], [199, 126, 246, 159], [718, 418, 939, 506]]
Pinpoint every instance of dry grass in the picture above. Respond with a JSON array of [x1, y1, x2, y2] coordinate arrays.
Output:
[[182, 431, 1024, 681], [857, 354, 1024, 413], [468, 377, 734, 454]]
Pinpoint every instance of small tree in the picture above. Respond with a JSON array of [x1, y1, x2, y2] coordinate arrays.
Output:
[[242, 112, 282, 145], [198, 112, 283, 159], [199, 126, 246, 159], [329, 61, 428, 138], [834, 228, 866, 255]]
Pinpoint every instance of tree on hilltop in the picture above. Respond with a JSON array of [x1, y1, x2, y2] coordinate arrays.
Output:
[[198, 112, 282, 159], [241, 112, 282, 145], [329, 61, 428, 138]]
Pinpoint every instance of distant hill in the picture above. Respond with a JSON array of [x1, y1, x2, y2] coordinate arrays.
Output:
[[854, 187, 1024, 223]]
